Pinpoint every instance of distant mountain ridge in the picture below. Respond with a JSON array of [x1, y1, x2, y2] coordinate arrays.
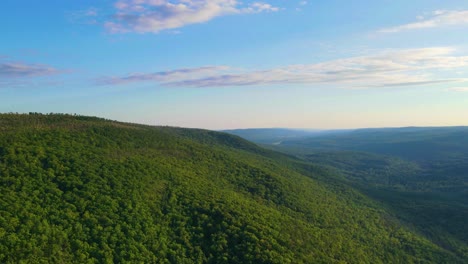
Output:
[[223, 128, 350, 144]]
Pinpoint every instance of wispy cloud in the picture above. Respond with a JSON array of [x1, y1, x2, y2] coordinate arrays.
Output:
[[379, 10, 468, 33], [98, 47, 468, 88], [295, 0, 307, 11], [0, 59, 65, 88], [105, 0, 279, 33], [0, 79, 65, 89], [97, 66, 229, 85], [448, 87, 468, 92], [67, 7, 100, 25], [0, 62, 61, 78]]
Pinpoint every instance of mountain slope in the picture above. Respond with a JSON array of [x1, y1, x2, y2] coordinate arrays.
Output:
[[228, 127, 468, 260], [0, 114, 461, 263]]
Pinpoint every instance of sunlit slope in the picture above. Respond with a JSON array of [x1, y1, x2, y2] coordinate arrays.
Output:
[[0, 114, 460, 263]]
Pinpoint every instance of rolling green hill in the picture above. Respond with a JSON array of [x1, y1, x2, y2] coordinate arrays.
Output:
[[226, 127, 468, 261], [0, 114, 464, 263]]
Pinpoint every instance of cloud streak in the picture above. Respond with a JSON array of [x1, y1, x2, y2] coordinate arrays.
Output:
[[67, 7, 100, 25], [379, 10, 468, 33], [0, 62, 61, 78], [448, 87, 468, 92], [0, 59, 65, 88], [97, 66, 229, 85], [105, 0, 279, 33], [99, 47, 468, 89]]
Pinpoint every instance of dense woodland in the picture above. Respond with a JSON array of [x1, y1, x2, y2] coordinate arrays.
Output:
[[0, 114, 465, 263], [227, 127, 468, 261]]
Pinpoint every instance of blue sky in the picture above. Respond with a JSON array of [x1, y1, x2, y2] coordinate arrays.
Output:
[[1, 0, 468, 129]]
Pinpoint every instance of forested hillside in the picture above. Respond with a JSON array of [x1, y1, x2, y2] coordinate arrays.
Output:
[[226, 127, 468, 261], [0, 114, 463, 263]]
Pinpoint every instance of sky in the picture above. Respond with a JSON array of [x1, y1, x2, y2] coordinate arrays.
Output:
[[1, 0, 468, 129]]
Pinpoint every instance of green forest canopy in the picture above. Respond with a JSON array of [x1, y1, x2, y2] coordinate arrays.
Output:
[[0, 113, 464, 263]]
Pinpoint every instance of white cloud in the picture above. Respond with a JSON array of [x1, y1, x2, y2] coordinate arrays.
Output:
[[448, 87, 468, 92], [244, 2, 279, 13], [98, 47, 468, 88], [106, 0, 279, 33], [296, 1, 307, 11], [379, 10, 468, 33]]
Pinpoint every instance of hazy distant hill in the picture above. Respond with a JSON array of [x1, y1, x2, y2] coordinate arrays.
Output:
[[0, 114, 463, 263], [223, 128, 350, 144], [280, 126, 468, 161]]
